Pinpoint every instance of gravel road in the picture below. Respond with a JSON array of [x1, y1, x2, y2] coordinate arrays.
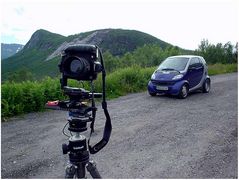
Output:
[[1, 73, 238, 178]]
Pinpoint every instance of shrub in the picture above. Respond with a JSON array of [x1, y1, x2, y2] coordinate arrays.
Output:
[[1, 64, 237, 119], [208, 63, 237, 75]]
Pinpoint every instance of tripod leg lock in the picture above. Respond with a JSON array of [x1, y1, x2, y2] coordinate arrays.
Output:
[[86, 160, 102, 179], [65, 163, 77, 178]]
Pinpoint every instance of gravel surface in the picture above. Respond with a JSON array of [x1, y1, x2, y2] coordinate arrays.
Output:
[[1, 73, 238, 178]]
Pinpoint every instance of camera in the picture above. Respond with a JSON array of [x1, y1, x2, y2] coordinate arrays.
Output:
[[59, 44, 103, 88]]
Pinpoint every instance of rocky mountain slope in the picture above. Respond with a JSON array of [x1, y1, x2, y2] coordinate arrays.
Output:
[[1, 28, 179, 80]]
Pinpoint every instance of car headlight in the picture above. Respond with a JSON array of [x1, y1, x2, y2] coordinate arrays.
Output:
[[151, 73, 156, 80], [172, 74, 183, 80]]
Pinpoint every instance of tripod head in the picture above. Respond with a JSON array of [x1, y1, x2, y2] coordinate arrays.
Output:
[[46, 85, 102, 132], [63, 86, 102, 100]]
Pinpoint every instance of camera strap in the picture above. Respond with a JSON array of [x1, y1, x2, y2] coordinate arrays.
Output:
[[88, 49, 112, 154], [88, 101, 112, 154]]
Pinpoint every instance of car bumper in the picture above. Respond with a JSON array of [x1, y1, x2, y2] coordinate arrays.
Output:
[[147, 80, 186, 95]]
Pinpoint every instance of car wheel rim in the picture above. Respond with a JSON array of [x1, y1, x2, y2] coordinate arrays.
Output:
[[182, 85, 187, 97]]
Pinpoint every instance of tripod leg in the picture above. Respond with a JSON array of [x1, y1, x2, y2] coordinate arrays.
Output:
[[86, 160, 102, 178], [65, 163, 77, 178], [76, 163, 86, 179]]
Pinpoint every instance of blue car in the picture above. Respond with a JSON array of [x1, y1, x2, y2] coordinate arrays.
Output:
[[148, 55, 211, 98]]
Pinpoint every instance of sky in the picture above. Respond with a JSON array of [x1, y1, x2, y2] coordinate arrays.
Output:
[[1, 0, 238, 50]]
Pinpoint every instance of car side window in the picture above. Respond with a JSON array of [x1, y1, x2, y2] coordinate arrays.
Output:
[[189, 58, 198, 67], [190, 58, 203, 68], [197, 58, 203, 68]]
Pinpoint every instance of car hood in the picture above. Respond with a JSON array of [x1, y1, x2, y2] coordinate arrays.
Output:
[[154, 70, 181, 81]]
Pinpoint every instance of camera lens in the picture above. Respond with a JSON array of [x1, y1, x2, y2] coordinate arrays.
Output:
[[70, 58, 90, 74], [70, 59, 83, 73]]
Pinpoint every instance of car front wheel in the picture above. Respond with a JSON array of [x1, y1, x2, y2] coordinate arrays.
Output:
[[178, 84, 188, 99], [149, 92, 156, 96]]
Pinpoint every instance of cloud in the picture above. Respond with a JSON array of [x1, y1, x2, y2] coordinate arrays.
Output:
[[14, 6, 25, 15], [1, 0, 238, 49]]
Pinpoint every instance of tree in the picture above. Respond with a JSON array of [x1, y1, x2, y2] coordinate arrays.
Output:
[[234, 43, 238, 63], [196, 39, 238, 64], [7, 68, 34, 82]]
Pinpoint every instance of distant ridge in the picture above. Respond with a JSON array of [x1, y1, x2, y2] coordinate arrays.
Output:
[[1, 43, 24, 60], [2, 28, 188, 80]]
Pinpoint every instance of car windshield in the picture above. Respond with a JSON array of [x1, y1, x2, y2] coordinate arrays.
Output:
[[158, 57, 189, 71]]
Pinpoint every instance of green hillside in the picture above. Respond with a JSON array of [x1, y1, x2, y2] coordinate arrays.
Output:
[[2, 29, 66, 80], [2, 28, 186, 81]]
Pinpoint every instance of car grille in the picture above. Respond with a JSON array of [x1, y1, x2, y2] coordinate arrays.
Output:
[[151, 80, 175, 86]]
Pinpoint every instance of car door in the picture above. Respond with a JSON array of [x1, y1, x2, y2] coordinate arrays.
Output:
[[197, 58, 204, 83], [187, 57, 204, 88]]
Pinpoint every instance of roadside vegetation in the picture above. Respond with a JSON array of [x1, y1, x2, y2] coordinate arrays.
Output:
[[1, 40, 238, 119]]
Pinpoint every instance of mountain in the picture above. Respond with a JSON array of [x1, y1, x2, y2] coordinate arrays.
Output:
[[1, 43, 24, 60], [1, 28, 185, 80]]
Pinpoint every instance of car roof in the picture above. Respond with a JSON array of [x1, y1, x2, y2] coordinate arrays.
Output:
[[168, 55, 203, 59]]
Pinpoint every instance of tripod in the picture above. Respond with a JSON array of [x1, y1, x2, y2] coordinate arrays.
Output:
[[62, 110, 101, 178], [46, 86, 112, 178]]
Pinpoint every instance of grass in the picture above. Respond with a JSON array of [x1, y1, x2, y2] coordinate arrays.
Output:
[[1, 63, 237, 119], [208, 63, 238, 75]]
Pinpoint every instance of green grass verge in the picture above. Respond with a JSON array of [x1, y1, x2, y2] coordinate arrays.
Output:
[[208, 63, 238, 75], [1, 63, 237, 119]]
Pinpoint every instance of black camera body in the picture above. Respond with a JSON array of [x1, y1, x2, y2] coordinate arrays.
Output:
[[59, 44, 102, 87]]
